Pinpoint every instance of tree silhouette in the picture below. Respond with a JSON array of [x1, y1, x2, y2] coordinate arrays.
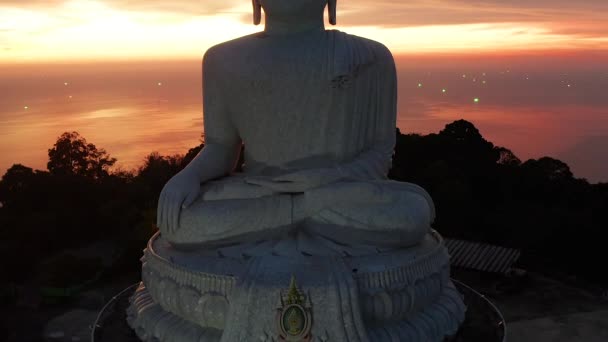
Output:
[[47, 132, 116, 179], [495, 147, 521, 166], [0, 164, 35, 208], [1, 119, 607, 293], [0, 164, 51, 213], [438, 119, 499, 169], [439, 119, 484, 142], [521, 157, 574, 181], [137, 152, 183, 191]]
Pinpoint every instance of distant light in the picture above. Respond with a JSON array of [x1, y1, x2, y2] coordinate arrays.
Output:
[[442, 88, 447, 93], [482, 72, 486, 76], [462, 74, 466, 78], [158, 82, 163, 86], [474, 98, 480, 103], [567, 84, 571, 87], [64, 82, 69, 86], [69, 95, 73, 99], [24, 106, 29, 110], [482, 80, 487, 84], [418, 83, 422, 88], [473, 78, 476, 82]]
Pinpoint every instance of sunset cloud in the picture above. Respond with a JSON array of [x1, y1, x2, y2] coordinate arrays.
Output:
[[105, 0, 242, 16], [1, 0, 607, 62], [346, 1, 604, 23]]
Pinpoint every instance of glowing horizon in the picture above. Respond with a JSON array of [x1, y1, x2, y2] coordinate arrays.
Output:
[[1, 0, 608, 62]]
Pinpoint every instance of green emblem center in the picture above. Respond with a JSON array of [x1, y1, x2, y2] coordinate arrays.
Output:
[[283, 306, 305, 336]]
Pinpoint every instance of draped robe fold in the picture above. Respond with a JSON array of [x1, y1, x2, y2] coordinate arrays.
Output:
[[165, 30, 435, 252]]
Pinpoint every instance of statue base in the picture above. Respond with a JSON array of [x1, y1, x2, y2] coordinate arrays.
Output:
[[93, 280, 505, 342], [125, 231, 467, 342]]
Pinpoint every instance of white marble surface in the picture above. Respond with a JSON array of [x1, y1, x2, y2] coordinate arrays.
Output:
[[128, 232, 466, 342], [156, 0, 434, 250], [129, 1, 466, 341]]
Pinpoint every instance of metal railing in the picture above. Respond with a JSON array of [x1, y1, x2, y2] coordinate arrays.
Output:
[[452, 278, 508, 342], [90, 283, 139, 342]]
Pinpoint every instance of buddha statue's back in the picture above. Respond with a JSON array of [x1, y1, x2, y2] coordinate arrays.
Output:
[[154, 19, 440, 250], [204, 30, 394, 175], [127, 1, 467, 341]]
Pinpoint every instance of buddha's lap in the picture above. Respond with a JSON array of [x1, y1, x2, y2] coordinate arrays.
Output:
[[170, 177, 433, 246], [188, 176, 433, 225], [199, 175, 275, 201], [198, 175, 433, 204]]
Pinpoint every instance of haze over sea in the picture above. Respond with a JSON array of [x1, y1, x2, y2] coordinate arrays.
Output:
[[1, 53, 607, 183]]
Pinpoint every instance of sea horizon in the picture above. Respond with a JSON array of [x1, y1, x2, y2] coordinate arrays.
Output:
[[1, 54, 607, 183]]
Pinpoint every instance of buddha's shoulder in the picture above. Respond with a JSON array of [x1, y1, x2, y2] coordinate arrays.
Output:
[[203, 33, 262, 63], [331, 30, 394, 61]]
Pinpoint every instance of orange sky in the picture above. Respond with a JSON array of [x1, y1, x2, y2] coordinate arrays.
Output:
[[1, 57, 607, 182], [1, 0, 608, 62], [1, 1, 607, 182]]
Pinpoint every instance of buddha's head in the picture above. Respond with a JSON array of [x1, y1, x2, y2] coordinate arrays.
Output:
[[253, 0, 337, 26]]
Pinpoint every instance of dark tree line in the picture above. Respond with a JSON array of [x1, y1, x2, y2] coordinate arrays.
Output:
[[0, 132, 204, 286], [389, 120, 608, 284], [0, 120, 606, 291]]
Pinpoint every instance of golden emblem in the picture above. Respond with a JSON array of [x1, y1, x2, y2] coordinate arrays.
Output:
[[276, 275, 313, 341]]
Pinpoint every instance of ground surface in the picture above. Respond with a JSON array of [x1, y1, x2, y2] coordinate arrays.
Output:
[[3, 268, 607, 341], [452, 268, 608, 342], [0, 272, 140, 342], [91, 279, 505, 342]]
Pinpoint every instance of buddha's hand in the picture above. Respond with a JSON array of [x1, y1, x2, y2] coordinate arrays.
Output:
[[246, 167, 344, 193], [157, 169, 201, 234]]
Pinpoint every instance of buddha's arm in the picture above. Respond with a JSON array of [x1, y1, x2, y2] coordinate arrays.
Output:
[[336, 138, 395, 181], [254, 138, 394, 193], [157, 48, 240, 234], [186, 47, 242, 182], [181, 143, 241, 182], [334, 44, 398, 181]]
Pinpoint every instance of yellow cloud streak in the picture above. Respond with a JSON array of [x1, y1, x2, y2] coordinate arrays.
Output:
[[1, 0, 606, 63], [350, 23, 603, 54]]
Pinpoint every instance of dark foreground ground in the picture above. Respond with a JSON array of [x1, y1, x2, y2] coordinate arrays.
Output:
[[453, 268, 608, 342], [2, 268, 607, 342]]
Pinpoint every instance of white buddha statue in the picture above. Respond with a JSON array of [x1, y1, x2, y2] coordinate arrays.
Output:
[[128, 2, 466, 341], [156, 0, 435, 251]]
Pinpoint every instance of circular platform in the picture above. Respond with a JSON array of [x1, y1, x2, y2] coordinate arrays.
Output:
[[92, 280, 506, 342], [124, 231, 466, 341]]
